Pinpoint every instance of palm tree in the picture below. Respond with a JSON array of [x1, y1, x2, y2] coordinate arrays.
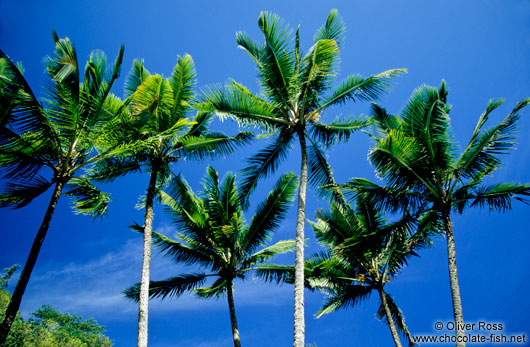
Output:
[[0, 33, 125, 342], [257, 197, 439, 347], [195, 9, 405, 346], [89, 57, 253, 347], [124, 166, 298, 347], [343, 81, 530, 346]]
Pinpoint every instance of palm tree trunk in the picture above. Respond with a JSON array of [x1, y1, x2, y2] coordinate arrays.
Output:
[[378, 289, 403, 347], [0, 180, 65, 344], [293, 132, 307, 347], [443, 211, 465, 347], [226, 281, 242, 347], [137, 163, 159, 347]]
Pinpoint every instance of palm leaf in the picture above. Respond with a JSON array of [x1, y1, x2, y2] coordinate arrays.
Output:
[[169, 54, 196, 119], [256, 11, 294, 105], [319, 68, 406, 112], [123, 273, 208, 301], [0, 175, 52, 208], [455, 98, 529, 180], [313, 9, 346, 47], [310, 116, 369, 148], [64, 177, 111, 217], [315, 284, 372, 318], [469, 183, 530, 212], [254, 264, 295, 285], [243, 172, 298, 252], [174, 131, 253, 161], [196, 83, 285, 131], [238, 129, 294, 208], [242, 240, 295, 268], [124, 59, 150, 98]]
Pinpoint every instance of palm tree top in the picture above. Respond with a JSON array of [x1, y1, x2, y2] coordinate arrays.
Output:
[[197, 10, 405, 132], [343, 81, 530, 214], [0, 32, 125, 216], [124, 166, 298, 300]]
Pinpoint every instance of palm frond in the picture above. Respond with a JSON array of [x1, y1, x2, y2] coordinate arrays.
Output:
[[298, 38, 339, 111], [340, 178, 425, 214], [313, 9, 346, 47], [369, 103, 401, 138], [310, 116, 369, 148], [160, 175, 207, 236], [169, 54, 196, 118], [174, 131, 253, 161], [0, 50, 58, 156], [185, 111, 213, 138], [151, 230, 214, 267], [369, 129, 439, 195], [87, 154, 142, 183], [306, 138, 345, 205], [195, 277, 227, 298], [243, 172, 298, 252], [257, 11, 294, 105], [64, 177, 111, 217], [469, 183, 530, 212], [123, 273, 207, 302], [196, 83, 284, 131], [254, 264, 295, 285], [315, 284, 372, 318], [124, 59, 150, 98], [236, 31, 263, 66], [0, 175, 52, 208], [319, 68, 406, 112], [400, 81, 454, 173], [455, 98, 529, 180], [129, 74, 174, 133], [238, 130, 294, 208], [242, 240, 295, 268]]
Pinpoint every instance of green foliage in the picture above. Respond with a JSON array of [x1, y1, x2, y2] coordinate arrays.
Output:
[[0, 267, 112, 346], [0, 33, 125, 215], [196, 9, 405, 206], [1, 304, 113, 347], [123, 166, 298, 301], [359, 81, 530, 215]]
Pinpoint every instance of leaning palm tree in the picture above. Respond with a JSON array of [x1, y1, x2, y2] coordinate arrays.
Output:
[[195, 9, 405, 345], [124, 166, 298, 347], [343, 81, 530, 346], [0, 33, 125, 342], [89, 58, 253, 347], [258, 198, 440, 347]]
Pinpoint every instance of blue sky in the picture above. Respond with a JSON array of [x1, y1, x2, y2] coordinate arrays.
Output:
[[1, 0, 529, 346]]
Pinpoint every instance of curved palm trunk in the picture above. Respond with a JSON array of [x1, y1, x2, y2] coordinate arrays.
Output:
[[226, 281, 241, 347], [378, 289, 403, 347], [137, 164, 159, 347], [0, 181, 65, 343], [443, 211, 465, 347], [293, 133, 307, 347]]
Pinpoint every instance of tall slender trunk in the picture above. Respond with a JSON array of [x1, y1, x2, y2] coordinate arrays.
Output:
[[137, 163, 159, 347], [0, 181, 65, 344], [293, 133, 307, 347], [443, 210, 465, 347], [378, 288, 403, 347], [226, 281, 241, 347]]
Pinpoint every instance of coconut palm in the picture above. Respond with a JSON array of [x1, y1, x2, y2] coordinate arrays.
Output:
[[0, 33, 125, 342], [257, 197, 440, 347], [342, 81, 530, 346], [124, 166, 298, 347], [88, 57, 253, 347], [195, 9, 405, 345]]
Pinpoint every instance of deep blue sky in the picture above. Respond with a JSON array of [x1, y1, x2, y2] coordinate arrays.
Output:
[[1, 1, 529, 346]]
